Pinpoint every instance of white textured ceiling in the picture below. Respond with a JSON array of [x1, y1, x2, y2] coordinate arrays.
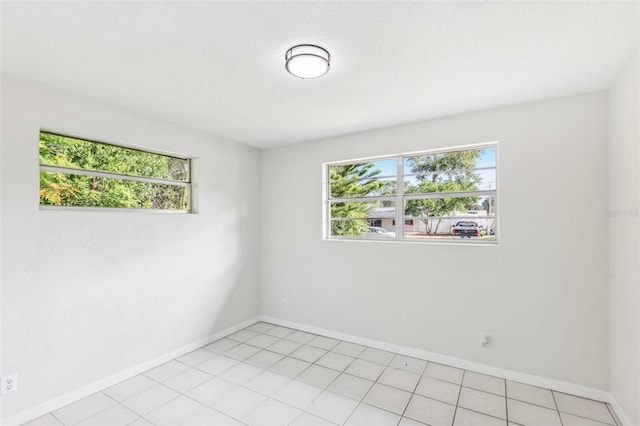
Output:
[[1, 1, 638, 148]]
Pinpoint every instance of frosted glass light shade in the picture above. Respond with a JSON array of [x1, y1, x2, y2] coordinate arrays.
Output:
[[285, 44, 330, 79]]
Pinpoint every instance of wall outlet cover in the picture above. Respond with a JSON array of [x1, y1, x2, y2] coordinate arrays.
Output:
[[1, 373, 18, 395]]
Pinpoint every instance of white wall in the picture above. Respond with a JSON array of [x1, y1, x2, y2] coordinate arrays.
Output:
[[261, 93, 610, 390], [608, 51, 640, 425], [0, 76, 260, 419]]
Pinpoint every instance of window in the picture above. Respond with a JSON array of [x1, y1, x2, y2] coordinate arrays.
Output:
[[392, 220, 414, 226], [325, 143, 497, 243], [39, 131, 191, 211]]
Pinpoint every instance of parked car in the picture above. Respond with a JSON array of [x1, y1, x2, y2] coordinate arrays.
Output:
[[451, 221, 481, 238], [365, 226, 396, 237]]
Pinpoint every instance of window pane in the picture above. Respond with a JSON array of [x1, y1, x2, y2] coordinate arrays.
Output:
[[404, 169, 496, 194], [40, 171, 190, 210], [330, 177, 396, 198], [404, 196, 496, 240], [477, 146, 497, 168], [330, 201, 396, 237], [330, 159, 396, 180], [404, 147, 495, 195], [325, 144, 497, 243], [404, 168, 496, 193], [403, 146, 495, 174], [39, 132, 189, 182], [329, 159, 396, 199], [476, 169, 497, 191]]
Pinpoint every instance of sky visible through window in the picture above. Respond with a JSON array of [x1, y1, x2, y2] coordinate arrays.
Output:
[[327, 145, 497, 242], [366, 146, 496, 178]]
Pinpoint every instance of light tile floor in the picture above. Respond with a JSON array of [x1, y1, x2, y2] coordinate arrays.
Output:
[[24, 322, 621, 426]]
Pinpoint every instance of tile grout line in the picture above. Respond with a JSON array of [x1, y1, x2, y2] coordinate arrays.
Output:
[[556, 409, 619, 426], [553, 390, 620, 426], [349, 363, 392, 423], [503, 375, 508, 425], [288, 339, 363, 425], [207, 327, 495, 426], [100, 391, 142, 424], [552, 389, 565, 426], [119, 377, 182, 425], [28, 324, 389, 425], [396, 360, 429, 425], [263, 321, 618, 426], [449, 369, 465, 426], [606, 403, 622, 426], [504, 395, 560, 412], [48, 411, 65, 426], [34, 321, 617, 426], [63, 391, 124, 426], [135, 338, 258, 425], [200, 326, 349, 424], [447, 369, 509, 424], [268, 333, 421, 424]]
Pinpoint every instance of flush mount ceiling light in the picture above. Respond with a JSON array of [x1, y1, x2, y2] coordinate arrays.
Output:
[[285, 44, 330, 79]]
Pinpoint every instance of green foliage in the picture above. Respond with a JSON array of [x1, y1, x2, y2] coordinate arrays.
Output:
[[404, 150, 482, 234], [39, 132, 190, 210], [328, 150, 487, 237], [329, 163, 385, 236]]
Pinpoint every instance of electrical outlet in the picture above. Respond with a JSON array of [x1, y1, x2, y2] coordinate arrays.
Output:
[[1, 373, 18, 395], [479, 332, 490, 348], [281, 299, 288, 309]]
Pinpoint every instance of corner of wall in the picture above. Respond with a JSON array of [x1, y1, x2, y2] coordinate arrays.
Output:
[[607, 48, 640, 426]]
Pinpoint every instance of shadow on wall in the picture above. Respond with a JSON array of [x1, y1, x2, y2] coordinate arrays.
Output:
[[127, 206, 256, 350], [175, 208, 258, 336], [1, 206, 256, 420]]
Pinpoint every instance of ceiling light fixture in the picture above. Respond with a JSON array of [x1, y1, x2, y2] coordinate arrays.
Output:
[[285, 44, 330, 79]]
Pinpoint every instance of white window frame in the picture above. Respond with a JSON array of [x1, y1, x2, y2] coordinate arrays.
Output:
[[39, 130, 193, 213], [323, 142, 498, 244]]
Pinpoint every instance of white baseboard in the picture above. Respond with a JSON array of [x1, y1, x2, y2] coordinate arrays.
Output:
[[608, 394, 634, 426], [7, 315, 633, 426], [260, 315, 613, 404], [3, 316, 260, 426]]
